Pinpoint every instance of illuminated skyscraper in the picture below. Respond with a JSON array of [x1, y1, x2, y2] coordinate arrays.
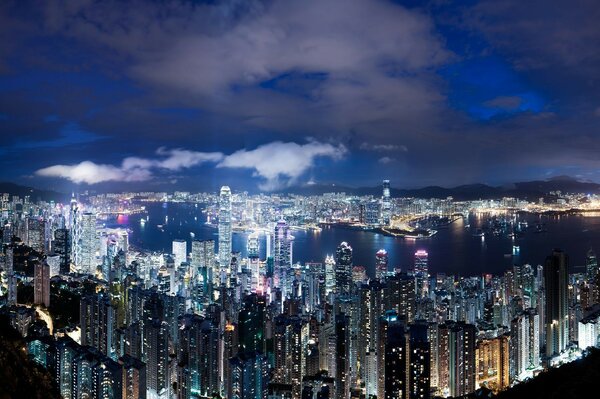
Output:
[[172, 239, 187, 267], [544, 249, 569, 358], [218, 186, 232, 274], [414, 250, 429, 274], [34, 261, 50, 307], [5, 246, 16, 305], [78, 212, 97, 275], [274, 219, 293, 296], [325, 255, 336, 296], [375, 249, 388, 280], [335, 242, 353, 296], [381, 179, 391, 225], [191, 239, 215, 291], [26, 217, 45, 253], [586, 248, 598, 282], [52, 228, 71, 274]]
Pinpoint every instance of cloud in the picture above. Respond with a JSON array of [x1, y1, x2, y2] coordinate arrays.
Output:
[[378, 156, 396, 164], [35, 141, 345, 189], [36, 161, 152, 184], [217, 140, 347, 190], [360, 143, 408, 152], [36, 148, 225, 185]]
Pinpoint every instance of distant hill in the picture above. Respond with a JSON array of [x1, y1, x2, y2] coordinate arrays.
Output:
[[286, 176, 600, 200], [0, 182, 67, 202]]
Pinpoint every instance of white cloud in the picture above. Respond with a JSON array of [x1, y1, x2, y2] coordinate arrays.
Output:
[[360, 143, 408, 152], [35, 141, 346, 189], [217, 140, 347, 190], [36, 148, 224, 185], [36, 161, 152, 184], [378, 156, 396, 164]]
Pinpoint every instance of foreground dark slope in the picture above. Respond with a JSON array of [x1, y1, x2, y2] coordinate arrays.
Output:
[[458, 348, 600, 399]]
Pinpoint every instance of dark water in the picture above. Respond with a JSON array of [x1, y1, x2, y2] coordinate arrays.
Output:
[[106, 203, 600, 277]]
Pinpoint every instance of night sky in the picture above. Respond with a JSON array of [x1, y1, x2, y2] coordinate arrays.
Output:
[[1, 0, 599, 193]]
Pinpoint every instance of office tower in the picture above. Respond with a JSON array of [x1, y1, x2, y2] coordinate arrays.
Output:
[[218, 186, 232, 273], [34, 261, 50, 307], [381, 179, 391, 225], [375, 249, 388, 281], [544, 249, 569, 358], [80, 293, 115, 358], [229, 352, 269, 399], [52, 228, 71, 274], [586, 248, 598, 282], [119, 355, 147, 399], [325, 255, 335, 296], [26, 217, 45, 252], [5, 246, 17, 305], [335, 242, 353, 296], [46, 253, 60, 277], [70, 194, 80, 268], [476, 335, 510, 392], [414, 250, 429, 274], [172, 239, 187, 267], [247, 233, 261, 292], [144, 319, 170, 398], [192, 239, 216, 292], [510, 309, 540, 381], [274, 219, 293, 296], [78, 212, 97, 275]]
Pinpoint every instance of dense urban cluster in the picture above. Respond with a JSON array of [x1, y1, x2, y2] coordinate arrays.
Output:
[[1, 183, 600, 399]]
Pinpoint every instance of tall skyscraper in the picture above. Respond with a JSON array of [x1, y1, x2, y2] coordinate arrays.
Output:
[[586, 248, 598, 282], [172, 239, 187, 267], [414, 250, 429, 274], [5, 246, 17, 305], [381, 179, 391, 226], [26, 217, 45, 253], [78, 212, 97, 275], [335, 242, 353, 296], [375, 249, 388, 281], [274, 219, 293, 296], [52, 228, 71, 274], [218, 186, 232, 274], [544, 249, 569, 358], [34, 261, 50, 307], [191, 239, 215, 291], [439, 322, 476, 397], [80, 293, 115, 358]]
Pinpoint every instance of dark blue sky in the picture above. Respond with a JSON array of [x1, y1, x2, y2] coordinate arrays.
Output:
[[1, 0, 599, 192]]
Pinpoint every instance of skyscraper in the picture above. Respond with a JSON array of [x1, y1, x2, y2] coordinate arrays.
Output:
[[381, 180, 391, 226], [335, 242, 353, 296], [586, 248, 598, 282], [34, 261, 50, 307], [414, 250, 429, 274], [274, 219, 293, 296], [375, 249, 388, 281], [544, 249, 569, 358], [218, 186, 232, 274], [5, 246, 17, 305], [78, 212, 97, 275], [52, 228, 71, 274], [172, 239, 187, 267]]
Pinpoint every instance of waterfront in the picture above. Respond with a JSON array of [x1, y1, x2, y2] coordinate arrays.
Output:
[[107, 203, 600, 277]]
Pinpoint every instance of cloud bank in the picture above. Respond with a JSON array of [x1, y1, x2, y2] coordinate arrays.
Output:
[[35, 140, 346, 190]]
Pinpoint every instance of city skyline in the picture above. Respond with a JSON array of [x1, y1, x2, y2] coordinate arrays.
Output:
[[1, 0, 600, 193]]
